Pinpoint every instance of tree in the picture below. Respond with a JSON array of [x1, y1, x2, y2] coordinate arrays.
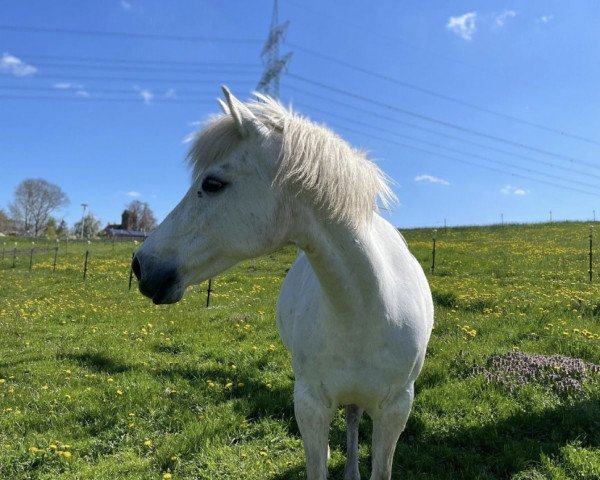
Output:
[[43, 217, 57, 238], [56, 219, 68, 237], [125, 200, 157, 232], [0, 209, 12, 233], [9, 179, 69, 236], [73, 214, 100, 239]]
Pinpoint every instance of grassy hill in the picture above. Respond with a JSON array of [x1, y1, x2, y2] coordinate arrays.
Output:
[[0, 222, 599, 479]]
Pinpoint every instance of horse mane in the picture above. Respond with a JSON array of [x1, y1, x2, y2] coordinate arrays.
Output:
[[188, 94, 395, 229]]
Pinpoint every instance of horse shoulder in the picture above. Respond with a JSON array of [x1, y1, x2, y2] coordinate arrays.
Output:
[[276, 251, 319, 350], [372, 218, 434, 335]]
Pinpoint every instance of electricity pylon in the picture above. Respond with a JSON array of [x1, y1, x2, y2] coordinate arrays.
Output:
[[256, 0, 292, 98]]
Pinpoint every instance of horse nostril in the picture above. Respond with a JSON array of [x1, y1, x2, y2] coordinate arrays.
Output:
[[132, 255, 142, 281]]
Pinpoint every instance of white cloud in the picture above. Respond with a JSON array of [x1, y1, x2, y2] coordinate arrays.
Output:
[[140, 90, 153, 104], [53, 82, 75, 90], [182, 132, 197, 144], [0, 53, 38, 77], [53, 82, 90, 98], [501, 185, 528, 196], [415, 174, 451, 186], [494, 10, 516, 28], [182, 120, 203, 144], [134, 86, 153, 104], [539, 14, 554, 24], [126, 191, 141, 198], [446, 12, 477, 41]]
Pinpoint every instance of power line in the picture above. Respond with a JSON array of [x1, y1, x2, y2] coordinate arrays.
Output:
[[0, 24, 262, 44], [11, 53, 260, 68], [5, 80, 595, 192], [328, 122, 600, 198], [286, 73, 600, 172], [2, 100, 597, 198], [286, 42, 600, 147], [284, 83, 600, 182], [0, 94, 217, 104], [281, 0, 546, 92], [294, 101, 600, 193], [24, 61, 261, 74], [0, 85, 220, 96], [20, 62, 260, 75], [12, 74, 257, 86]]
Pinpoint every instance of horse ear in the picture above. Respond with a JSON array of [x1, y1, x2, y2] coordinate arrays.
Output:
[[217, 98, 230, 115], [221, 85, 267, 139]]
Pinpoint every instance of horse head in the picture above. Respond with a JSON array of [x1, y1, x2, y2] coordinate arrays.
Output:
[[132, 87, 288, 304]]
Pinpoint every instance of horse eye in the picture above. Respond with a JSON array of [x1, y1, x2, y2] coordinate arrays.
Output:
[[201, 176, 227, 194]]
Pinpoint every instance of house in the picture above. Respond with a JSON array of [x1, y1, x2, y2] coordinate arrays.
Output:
[[104, 211, 147, 241]]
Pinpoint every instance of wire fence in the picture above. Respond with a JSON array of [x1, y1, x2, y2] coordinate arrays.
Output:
[[0, 237, 219, 305], [1, 230, 600, 345]]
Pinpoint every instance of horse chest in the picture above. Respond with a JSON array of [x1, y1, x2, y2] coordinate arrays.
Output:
[[290, 313, 416, 407]]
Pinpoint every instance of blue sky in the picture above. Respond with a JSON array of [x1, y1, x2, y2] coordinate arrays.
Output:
[[2, 1, 600, 230]]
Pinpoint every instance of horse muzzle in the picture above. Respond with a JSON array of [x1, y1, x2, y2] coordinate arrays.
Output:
[[132, 253, 184, 305]]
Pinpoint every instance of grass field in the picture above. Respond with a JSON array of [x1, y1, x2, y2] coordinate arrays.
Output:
[[1, 222, 599, 479]]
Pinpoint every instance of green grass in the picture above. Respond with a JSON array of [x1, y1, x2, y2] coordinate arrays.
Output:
[[1, 222, 599, 479]]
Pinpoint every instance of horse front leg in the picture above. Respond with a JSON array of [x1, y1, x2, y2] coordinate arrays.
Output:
[[294, 381, 335, 480], [369, 385, 414, 480]]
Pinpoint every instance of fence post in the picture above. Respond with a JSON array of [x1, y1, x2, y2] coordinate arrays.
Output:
[[12, 247, 16, 268], [53, 246, 58, 272], [128, 252, 135, 291], [29, 248, 34, 272], [206, 278, 213, 307], [83, 250, 89, 280], [589, 226, 593, 283], [431, 229, 437, 275]]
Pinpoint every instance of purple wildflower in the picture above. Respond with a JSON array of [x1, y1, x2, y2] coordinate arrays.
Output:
[[474, 350, 600, 395]]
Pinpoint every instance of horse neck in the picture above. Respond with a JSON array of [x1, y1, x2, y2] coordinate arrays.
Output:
[[291, 211, 390, 318]]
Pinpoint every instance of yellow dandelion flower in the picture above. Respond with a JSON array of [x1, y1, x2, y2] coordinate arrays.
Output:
[[144, 440, 153, 447]]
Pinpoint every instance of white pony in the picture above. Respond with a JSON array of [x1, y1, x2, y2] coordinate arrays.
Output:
[[132, 87, 433, 480]]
